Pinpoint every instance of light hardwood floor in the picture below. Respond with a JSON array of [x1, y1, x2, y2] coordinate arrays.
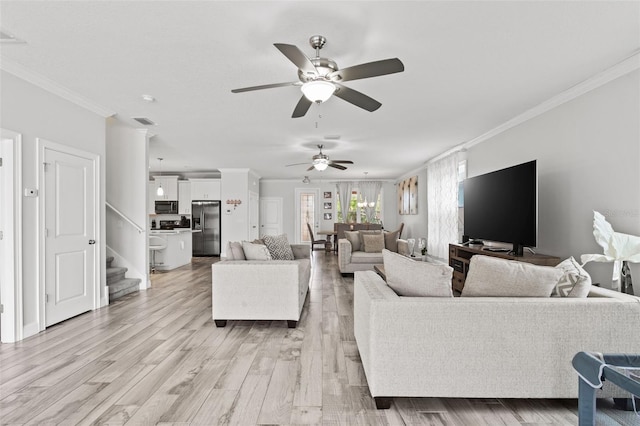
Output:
[[0, 254, 637, 425]]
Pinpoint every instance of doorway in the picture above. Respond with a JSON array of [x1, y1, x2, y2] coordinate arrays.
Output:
[[0, 129, 23, 343], [260, 197, 283, 238], [39, 139, 100, 328], [294, 188, 320, 244]]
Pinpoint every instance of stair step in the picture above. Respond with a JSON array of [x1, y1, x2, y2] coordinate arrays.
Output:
[[108, 278, 141, 301], [106, 256, 114, 268], [106, 266, 127, 286]]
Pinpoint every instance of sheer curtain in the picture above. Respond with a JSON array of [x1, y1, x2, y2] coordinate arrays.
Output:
[[427, 153, 459, 260], [335, 181, 353, 222], [359, 181, 382, 223]]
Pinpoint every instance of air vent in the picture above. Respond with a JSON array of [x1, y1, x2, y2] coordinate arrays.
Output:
[[133, 117, 156, 126]]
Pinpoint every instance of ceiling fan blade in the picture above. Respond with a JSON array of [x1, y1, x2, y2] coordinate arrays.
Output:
[[333, 83, 382, 112], [231, 81, 300, 93], [329, 163, 347, 170], [307, 165, 315, 172], [285, 162, 310, 167], [292, 95, 313, 118], [328, 58, 404, 82], [274, 43, 318, 76], [331, 160, 354, 164]]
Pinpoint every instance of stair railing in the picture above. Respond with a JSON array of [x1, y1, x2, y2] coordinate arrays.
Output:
[[106, 202, 144, 234]]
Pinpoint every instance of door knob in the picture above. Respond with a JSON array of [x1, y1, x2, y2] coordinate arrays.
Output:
[[89, 239, 96, 245]]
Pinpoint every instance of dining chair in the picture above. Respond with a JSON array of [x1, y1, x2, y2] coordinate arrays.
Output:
[[307, 223, 327, 252]]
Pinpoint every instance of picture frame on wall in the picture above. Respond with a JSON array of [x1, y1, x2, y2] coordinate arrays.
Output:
[[324, 213, 332, 220], [409, 175, 418, 214], [324, 191, 332, 199], [324, 202, 332, 209]]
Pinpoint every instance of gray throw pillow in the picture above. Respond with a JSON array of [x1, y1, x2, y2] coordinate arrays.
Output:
[[382, 249, 454, 297], [461, 255, 563, 297], [383, 230, 400, 252], [227, 241, 245, 260], [262, 234, 295, 260], [362, 233, 385, 253], [359, 230, 382, 248], [553, 256, 591, 297], [344, 231, 361, 252], [241, 241, 272, 260]]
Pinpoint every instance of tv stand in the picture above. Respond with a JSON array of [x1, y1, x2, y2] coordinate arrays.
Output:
[[449, 243, 560, 293]]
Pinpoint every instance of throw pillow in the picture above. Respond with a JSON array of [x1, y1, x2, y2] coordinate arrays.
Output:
[[227, 241, 245, 260], [461, 255, 563, 297], [382, 249, 454, 297], [344, 231, 361, 252], [262, 234, 295, 260], [383, 230, 400, 253], [359, 230, 382, 248], [362, 233, 385, 253], [553, 256, 591, 297], [241, 241, 272, 261]]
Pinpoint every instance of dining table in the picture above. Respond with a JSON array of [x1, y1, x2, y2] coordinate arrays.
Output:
[[317, 230, 338, 253]]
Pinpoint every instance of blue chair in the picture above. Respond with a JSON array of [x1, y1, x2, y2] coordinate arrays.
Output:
[[572, 352, 640, 425]]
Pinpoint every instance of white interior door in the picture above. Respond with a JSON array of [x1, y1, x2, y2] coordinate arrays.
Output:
[[42, 142, 98, 327], [260, 197, 283, 238], [249, 191, 259, 241]]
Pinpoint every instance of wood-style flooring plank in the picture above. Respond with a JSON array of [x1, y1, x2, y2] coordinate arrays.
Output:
[[0, 255, 636, 425]]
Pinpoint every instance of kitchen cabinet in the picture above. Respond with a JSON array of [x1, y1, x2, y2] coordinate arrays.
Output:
[[178, 180, 191, 214], [153, 176, 178, 201], [190, 179, 220, 200]]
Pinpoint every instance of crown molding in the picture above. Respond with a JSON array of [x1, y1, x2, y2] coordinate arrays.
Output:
[[0, 56, 116, 118], [426, 50, 640, 165]]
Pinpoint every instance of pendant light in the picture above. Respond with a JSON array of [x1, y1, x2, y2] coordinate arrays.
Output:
[[156, 158, 164, 197]]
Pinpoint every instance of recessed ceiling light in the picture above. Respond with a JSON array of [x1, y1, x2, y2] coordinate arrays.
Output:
[[141, 94, 156, 103]]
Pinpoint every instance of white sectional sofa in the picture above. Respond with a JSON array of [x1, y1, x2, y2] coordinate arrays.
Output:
[[211, 243, 311, 328], [354, 270, 640, 409]]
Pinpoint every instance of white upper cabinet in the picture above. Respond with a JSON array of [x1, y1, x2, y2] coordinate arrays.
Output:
[[153, 176, 178, 201], [178, 180, 191, 214], [190, 179, 221, 200]]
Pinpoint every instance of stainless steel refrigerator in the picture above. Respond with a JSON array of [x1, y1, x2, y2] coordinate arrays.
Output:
[[192, 200, 221, 256]]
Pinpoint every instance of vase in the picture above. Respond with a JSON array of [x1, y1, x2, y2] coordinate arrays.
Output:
[[621, 261, 634, 295]]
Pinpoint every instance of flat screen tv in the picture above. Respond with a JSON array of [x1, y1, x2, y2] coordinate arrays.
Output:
[[463, 160, 537, 256]]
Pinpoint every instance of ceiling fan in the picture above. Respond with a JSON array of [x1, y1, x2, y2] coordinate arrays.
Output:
[[286, 145, 354, 171], [231, 35, 404, 118]]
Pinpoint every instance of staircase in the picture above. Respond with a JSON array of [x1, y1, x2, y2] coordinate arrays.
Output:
[[106, 256, 141, 301]]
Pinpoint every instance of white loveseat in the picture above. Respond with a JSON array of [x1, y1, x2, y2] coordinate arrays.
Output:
[[211, 244, 310, 328], [354, 270, 640, 408]]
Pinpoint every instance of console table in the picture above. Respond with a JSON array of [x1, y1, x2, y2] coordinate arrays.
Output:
[[449, 243, 560, 293]]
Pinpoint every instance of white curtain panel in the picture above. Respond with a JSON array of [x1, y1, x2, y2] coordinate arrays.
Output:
[[336, 181, 353, 222], [427, 153, 460, 260], [359, 181, 382, 223]]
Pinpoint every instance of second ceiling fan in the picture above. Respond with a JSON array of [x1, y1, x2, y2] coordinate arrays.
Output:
[[231, 35, 404, 118], [286, 145, 353, 171]]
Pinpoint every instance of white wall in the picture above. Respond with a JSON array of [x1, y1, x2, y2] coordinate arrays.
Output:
[[260, 179, 398, 242], [105, 119, 148, 285], [0, 70, 107, 336], [219, 169, 260, 254], [394, 168, 428, 241], [466, 70, 640, 291]]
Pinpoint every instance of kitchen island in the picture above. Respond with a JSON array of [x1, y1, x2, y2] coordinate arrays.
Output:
[[149, 229, 201, 271]]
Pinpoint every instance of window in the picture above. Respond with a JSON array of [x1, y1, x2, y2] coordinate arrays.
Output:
[[336, 189, 383, 224]]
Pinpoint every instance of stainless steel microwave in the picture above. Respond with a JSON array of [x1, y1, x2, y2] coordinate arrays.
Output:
[[155, 200, 178, 214]]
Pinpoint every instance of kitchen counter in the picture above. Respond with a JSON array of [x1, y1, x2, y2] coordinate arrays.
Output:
[[150, 228, 201, 235], [149, 230, 198, 271]]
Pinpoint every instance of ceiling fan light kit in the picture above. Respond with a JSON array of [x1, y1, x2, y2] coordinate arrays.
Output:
[[301, 80, 335, 103], [231, 35, 404, 118]]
